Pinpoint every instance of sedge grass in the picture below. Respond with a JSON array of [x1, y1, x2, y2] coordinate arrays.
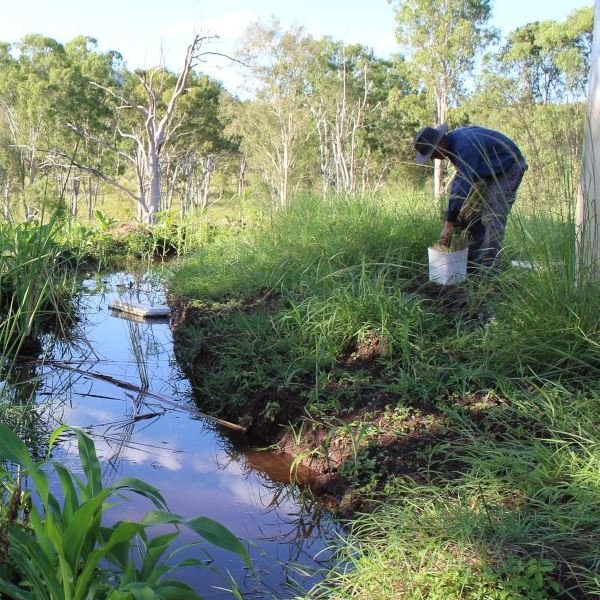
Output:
[[305, 383, 600, 599], [0, 214, 81, 357], [171, 187, 600, 598], [170, 192, 438, 301]]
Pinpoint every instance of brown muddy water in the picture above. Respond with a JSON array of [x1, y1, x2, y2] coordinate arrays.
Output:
[[8, 271, 342, 599]]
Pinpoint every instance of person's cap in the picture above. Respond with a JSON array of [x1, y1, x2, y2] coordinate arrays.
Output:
[[414, 123, 448, 165]]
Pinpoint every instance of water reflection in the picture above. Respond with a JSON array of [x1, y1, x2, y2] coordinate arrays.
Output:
[[0, 359, 51, 462], [2, 271, 341, 598]]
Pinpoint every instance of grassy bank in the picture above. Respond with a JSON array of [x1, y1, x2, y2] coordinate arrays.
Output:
[[169, 191, 600, 598], [306, 382, 600, 598], [58, 208, 230, 269]]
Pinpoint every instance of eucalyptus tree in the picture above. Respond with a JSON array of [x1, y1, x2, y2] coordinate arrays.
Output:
[[304, 40, 378, 194], [0, 35, 121, 219], [577, 1, 600, 276], [494, 7, 593, 104], [304, 40, 417, 194], [0, 35, 75, 217], [0, 41, 24, 211], [234, 20, 315, 208], [360, 54, 429, 187], [235, 21, 407, 202], [0, 123, 21, 220], [61, 36, 123, 218], [389, 0, 497, 195], [162, 73, 236, 215]]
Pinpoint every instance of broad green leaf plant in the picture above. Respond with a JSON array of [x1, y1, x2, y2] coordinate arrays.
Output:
[[0, 422, 251, 599]]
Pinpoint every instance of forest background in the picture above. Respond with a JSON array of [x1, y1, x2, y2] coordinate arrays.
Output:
[[0, 1, 592, 224]]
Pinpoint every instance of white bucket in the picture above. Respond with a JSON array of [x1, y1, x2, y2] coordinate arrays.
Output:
[[428, 247, 468, 285]]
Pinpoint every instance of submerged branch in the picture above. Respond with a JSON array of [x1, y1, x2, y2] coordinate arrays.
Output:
[[27, 358, 247, 433]]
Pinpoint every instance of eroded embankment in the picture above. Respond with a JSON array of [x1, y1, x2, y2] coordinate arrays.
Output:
[[168, 287, 495, 514]]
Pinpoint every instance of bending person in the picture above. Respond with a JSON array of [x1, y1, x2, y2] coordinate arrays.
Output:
[[414, 123, 527, 270]]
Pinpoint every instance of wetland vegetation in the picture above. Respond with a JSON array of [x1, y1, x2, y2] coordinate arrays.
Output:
[[0, 2, 596, 598]]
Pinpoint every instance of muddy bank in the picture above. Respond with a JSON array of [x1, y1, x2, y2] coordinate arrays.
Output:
[[168, 290, 486, 514], [168, 294, 348, 499]]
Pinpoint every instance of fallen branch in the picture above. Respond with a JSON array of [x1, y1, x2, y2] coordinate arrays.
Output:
[[28, 358, 247, 434]]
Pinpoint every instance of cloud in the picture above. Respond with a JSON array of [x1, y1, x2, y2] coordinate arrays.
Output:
[[59, 404, 115, 425], [191, 452, 244, 475]]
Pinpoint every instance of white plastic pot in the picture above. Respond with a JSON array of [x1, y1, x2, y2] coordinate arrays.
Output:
[[428, 247, 468, 285]]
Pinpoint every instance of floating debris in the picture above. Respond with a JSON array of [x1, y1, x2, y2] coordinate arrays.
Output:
[[108, 299, 171, 319], [108, 309, 170, 324]]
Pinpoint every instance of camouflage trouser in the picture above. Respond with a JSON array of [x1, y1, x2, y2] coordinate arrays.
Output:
[[457, 158, 527, 270]]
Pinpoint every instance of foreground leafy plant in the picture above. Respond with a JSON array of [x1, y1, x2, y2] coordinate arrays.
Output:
[[0, 422, 251, 599]]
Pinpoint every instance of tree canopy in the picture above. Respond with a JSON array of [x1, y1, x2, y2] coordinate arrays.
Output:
[[0, 5, 592, 220]]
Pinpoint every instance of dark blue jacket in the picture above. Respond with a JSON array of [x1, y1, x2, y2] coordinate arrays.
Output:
[[445, 126, 524, 222]]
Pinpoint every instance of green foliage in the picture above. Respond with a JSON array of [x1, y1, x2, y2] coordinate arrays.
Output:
[[231, 21, 417, 204], [493, 6, 592, 103], [57, 209, 219, 269], [461, 8, 592, 215], [93, 209, 118, 231], [0, 7, 589, 217], [0, 422, 250, 599], [0, 214, 79, 350], [0, 33, 121, 203], [390, 0, 496, 121]]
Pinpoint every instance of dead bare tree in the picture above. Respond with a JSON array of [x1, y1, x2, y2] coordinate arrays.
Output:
[[67, 34, 219, 224]]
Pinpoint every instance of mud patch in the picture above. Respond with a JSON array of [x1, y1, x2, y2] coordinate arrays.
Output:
[[168, 292, 497, 516], [342, 330, 390, 369]]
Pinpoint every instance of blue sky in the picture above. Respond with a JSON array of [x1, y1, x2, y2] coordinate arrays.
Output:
[[0, 0, 592, 91]]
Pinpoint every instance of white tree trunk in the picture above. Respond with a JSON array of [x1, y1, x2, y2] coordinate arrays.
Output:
[[85, 178, 99, 220], [148, 154, 161, 222], [576, 0, 600, 277], [3, 181, 11, 222], [237, 156, 246, 197], [434, 92, 448, 199], [200, 156, 214, 211], [70, 178, 80, 218]]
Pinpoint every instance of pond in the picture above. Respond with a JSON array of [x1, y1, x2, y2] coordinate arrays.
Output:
[[6, 271, 342, 599]]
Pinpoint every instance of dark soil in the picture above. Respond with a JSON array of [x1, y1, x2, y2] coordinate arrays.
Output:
[[168, 284, 497, 514]]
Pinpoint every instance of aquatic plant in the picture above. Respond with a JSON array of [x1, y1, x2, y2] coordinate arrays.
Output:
[[0, 214, 79, 356], [0, 422, 250, 599]]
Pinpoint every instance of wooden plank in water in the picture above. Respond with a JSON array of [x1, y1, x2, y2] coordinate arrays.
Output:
[[108, 299, 171, 318], [109, 309, 170, 324]]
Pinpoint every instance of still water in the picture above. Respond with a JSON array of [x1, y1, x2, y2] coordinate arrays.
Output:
[[13, 271, 341, 599]]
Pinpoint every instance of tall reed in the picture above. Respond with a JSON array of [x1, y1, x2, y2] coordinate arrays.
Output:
[[0, 213, 79, 358]]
